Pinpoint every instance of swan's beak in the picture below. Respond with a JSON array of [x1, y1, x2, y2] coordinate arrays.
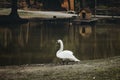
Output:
[[56, 40, 59, 44], [56, 42, 59, 49], [56, 42, 58, 46]]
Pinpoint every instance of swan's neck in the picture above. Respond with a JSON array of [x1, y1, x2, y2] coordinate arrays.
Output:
[[58, 41, 64, 52]]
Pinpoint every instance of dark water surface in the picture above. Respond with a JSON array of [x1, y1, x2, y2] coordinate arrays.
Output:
[[0, 21, 120, 65]]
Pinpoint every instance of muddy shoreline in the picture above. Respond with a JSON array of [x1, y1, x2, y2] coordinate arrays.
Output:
[[0, 56, 120, 80]]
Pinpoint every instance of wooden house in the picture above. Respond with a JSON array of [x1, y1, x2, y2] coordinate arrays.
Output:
[[79, 8, 92, 20]]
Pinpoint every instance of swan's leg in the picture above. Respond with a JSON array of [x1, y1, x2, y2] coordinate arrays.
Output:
[[66, 61, 69, 65], [62, 60, 65, 65]]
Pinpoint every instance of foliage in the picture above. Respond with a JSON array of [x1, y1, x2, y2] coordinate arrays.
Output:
[[109, 7, 120, 16], [97, 5, 108, 9]]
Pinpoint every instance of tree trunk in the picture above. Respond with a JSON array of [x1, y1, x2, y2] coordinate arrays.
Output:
[[82, 0, 86, 8], [34, 0, 37, 5], [9, 0, 19, 18], [26, 0, 31, 8], [68, 0, 71, 10]]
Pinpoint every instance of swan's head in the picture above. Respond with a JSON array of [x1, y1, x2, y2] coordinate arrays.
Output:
[[56, 39, 63, 51], [57, 39, 62, 43]]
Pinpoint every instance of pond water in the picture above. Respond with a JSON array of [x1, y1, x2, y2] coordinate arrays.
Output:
[[0, 20, 120, 65]]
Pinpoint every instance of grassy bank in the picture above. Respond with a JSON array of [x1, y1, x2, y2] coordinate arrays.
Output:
[[0, 56, 120, 80]]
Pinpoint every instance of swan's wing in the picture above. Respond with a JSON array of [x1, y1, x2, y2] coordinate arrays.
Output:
[[63, 50, 73, 54], [58, 51, 72, 58], [58, 50, 79, 61]]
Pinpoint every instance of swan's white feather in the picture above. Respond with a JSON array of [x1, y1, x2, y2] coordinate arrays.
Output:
[[57, 50, 79, 61], [56, 39, 80, 62]]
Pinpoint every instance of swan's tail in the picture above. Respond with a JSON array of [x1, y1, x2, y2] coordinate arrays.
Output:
[[73, 57, 80, 62], [75, 58, 80, 62]]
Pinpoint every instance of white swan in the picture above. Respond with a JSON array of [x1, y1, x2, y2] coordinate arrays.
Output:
[[56, 39, 80, 64]]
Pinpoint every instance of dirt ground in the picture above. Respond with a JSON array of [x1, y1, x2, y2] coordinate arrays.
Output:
[[0, 56, 120, 80]]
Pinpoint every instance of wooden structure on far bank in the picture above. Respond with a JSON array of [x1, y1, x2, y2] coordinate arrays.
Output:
[[79, 8, 92, 20]]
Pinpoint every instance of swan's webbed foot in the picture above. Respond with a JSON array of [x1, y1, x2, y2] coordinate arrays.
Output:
[[61, 60, 69, 65], [62, 60, 65, 65]]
